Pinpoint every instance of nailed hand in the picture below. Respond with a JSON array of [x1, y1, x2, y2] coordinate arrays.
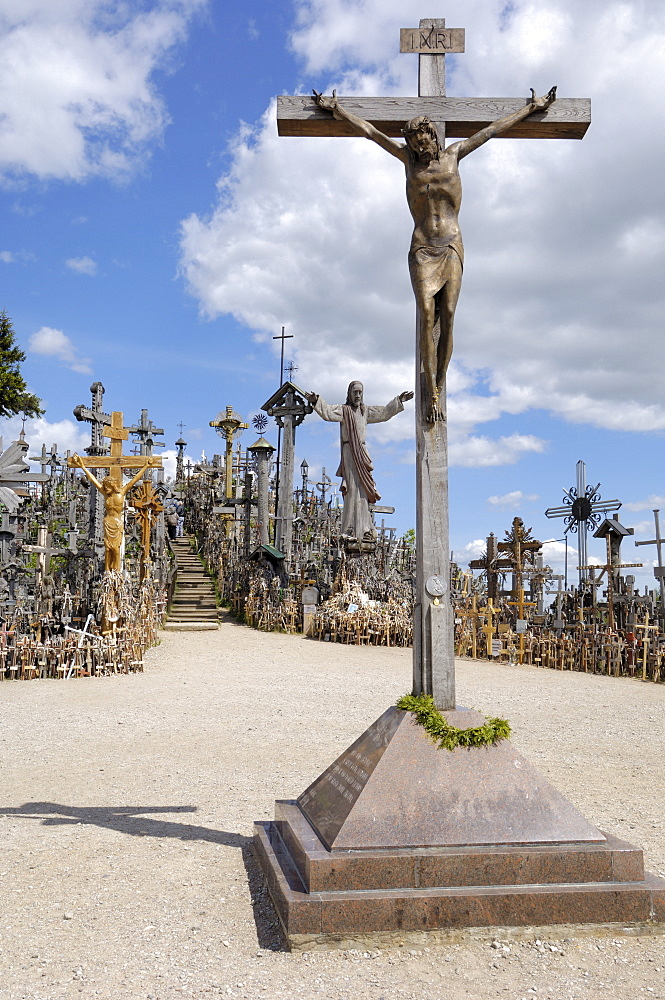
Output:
[[529, 85, 557, 110], [312, 88, 339, 113]]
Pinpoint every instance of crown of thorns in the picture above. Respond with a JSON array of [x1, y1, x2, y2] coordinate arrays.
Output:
[[401, 115, 438, 138]]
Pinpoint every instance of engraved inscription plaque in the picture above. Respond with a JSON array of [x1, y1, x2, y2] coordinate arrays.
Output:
[[399, 26, 465, 54], [297, 706, 402, 850]]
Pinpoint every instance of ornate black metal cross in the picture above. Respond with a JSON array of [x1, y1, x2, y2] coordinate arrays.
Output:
[[545, 460, 621, 586]]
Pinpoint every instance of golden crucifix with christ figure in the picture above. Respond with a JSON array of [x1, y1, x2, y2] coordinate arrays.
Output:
[[68, 411, 162, 572]]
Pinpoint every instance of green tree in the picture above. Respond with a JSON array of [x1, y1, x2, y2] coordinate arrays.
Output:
[[0, 311, 43, 418], [403, 528, 415, 550]]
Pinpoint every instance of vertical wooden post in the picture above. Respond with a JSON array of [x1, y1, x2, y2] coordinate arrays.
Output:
[[413, 17, 455, 710], [274, 412, 295, 557]]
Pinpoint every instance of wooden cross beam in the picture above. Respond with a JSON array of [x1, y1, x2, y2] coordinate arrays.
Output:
[[278, 23, 588, 141], [77, 412, 163, 482], [210, 406, 249, 500], [277, 95, 590, 140]]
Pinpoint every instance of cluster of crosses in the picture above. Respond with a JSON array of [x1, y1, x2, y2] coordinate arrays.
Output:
[[0, 382, 182, 633]]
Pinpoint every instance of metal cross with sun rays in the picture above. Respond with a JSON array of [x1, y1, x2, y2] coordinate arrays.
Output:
[[252, 413, 268, 434], [545, 460, 621, 586]]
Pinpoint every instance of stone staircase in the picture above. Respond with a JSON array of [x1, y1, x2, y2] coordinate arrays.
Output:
[[164, 537, 219, 631]]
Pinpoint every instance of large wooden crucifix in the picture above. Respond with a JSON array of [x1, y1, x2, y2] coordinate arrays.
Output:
[[68, 412, 162, 573], [278, 17, 590, 709]]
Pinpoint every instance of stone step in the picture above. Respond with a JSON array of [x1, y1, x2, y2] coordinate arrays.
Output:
[[171, 609, 217, 615], [168, 536, 219, 626], [162, 622, 219, 631], [173, 602, 216, 608]]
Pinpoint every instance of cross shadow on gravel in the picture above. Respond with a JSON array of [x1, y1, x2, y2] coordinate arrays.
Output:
[[0, 801, 286, 950], [0, 801, 249, 845]]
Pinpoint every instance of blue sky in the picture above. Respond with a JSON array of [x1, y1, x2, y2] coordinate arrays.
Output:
[[1, 0, 665, 589]]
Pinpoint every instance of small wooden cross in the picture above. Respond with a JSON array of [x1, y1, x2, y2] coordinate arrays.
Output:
[[23, 526, 70, 581], [635, 612, 659, 681], [506, 588, 537, 662]]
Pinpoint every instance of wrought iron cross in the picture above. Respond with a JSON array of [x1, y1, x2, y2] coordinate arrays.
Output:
[[545, 460, 621, 586]]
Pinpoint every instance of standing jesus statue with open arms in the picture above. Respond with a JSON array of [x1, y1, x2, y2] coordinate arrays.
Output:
[[313, 86, 557, 423]]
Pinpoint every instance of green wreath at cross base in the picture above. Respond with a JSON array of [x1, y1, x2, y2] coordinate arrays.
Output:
[[396, 693, 512, 751]]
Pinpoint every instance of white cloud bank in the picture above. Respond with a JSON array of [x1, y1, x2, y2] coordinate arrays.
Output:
[[178, 0, 665, 468], [29, 326, 92, 375], [0, 0, 206, 184], [0, 414, 89, 458]]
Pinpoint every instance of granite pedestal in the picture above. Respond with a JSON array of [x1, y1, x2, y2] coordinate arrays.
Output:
[[254, 707, 665, 949]]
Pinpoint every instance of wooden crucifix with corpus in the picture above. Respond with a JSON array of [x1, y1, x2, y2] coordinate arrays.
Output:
[[129, 479, 165, 581], [278, 18, 590, 709], [68, 412, 162, 573]]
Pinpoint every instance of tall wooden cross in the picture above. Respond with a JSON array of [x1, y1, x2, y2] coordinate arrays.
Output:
[[209, 406, 249, 501], [635, 509, 665, 610], [278, 17, 591, 709], [127, 408, 165, 481], [73, 381, 111, 545]]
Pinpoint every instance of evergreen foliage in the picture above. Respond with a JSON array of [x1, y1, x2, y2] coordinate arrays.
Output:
[[396, 693, 512, 751], [0, 311, 43, 418]]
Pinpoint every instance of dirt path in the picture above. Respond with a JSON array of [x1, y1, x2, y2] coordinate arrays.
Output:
[[1, 615, 665, 999]]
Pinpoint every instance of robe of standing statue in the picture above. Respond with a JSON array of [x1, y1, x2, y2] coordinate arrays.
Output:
[[307, 381, 413, 541]]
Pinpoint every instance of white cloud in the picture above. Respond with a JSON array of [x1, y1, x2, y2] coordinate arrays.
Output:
[[462, 538, 486, 559], [450, 433, 546, 468], [623, 495, 665, 513], [179, 1, 665, 468], [65, 255, 97, 275], [159, 448, 199, 482], [28, 326, 93, 374], [0, 249, 35, 263], [488, 490, 540, 509], [0, 0, 206, 184], [0, 414, 89, 458]]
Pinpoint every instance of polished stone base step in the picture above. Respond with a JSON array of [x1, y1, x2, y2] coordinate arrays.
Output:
[[272, 800, 644, 892], [254, 820, 665, 949], [254, 705, 665, 949]]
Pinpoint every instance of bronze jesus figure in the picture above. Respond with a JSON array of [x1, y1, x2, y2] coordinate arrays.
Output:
[[313, 86, 557, 422]]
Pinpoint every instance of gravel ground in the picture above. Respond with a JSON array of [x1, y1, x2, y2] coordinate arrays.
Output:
[[1, 613, 665, 1000]]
